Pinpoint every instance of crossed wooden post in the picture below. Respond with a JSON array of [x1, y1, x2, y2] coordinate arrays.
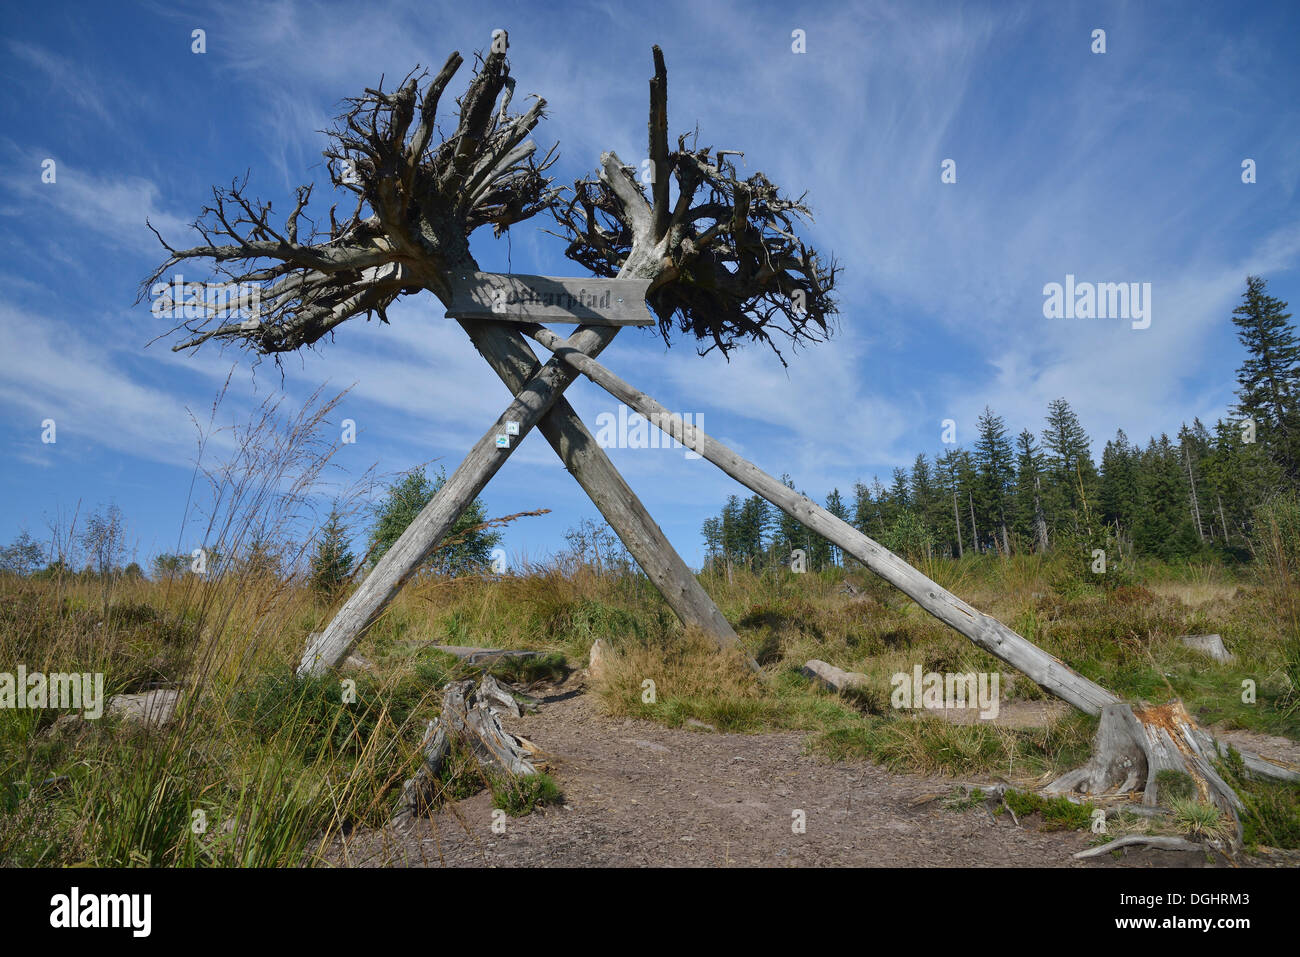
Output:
[[299, 271, 743, 676], [143, 33, 1298, 830]]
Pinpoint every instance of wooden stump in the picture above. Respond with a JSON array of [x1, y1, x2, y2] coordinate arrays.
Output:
[[801, 659, 869, 694], [1045, 701, 1253, 830], [393, 677, 537, 822]]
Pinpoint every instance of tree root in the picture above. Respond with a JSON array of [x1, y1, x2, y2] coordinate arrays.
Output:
[[1073, 835, 1209, 860], [1045, 700, 1300, 848], [392, 677, 538, 824]]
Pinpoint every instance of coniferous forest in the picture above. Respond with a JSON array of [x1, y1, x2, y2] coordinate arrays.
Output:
[[701, 276, 1299, 573]]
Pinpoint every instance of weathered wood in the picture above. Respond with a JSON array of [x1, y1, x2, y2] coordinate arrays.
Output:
[[393, 676, 537, 822], [445, 272, 654, 325], [588, 639, 609, 681], [520, 328, 1300, 798], [1073, 835, 1207, 860], [1046, 699, 1249, 851], [393, 718, 451, 821], [1045, 702, 1146, 797], [520, 324, 1119, 716], [428, 644, 545, 666], [1200, 731, 1300, 783], [1179, 634, 1234, 663], [455, 316, 745, 658], [439, 679, 536, 777], [801, 659, 869, 694], [478, 673, 522, 718], [298, 324, 620, 677]]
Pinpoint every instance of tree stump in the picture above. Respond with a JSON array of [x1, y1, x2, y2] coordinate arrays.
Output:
[[1043, 700, 1297, 840], [393, 677, 537, 822]]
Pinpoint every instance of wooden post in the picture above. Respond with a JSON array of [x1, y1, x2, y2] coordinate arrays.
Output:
[[952, 489, 963, 558], [968, 491, 978, 555], [456, 316, 742, 652], [298, 324, 620, 676], [521, 324, 1121, 716]]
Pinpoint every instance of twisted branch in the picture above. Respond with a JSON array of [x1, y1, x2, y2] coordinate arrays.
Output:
[[139, 33, 559, 356]]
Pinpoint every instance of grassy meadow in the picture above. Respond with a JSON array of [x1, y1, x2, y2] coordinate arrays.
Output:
[[2, 511, 1298, 865]]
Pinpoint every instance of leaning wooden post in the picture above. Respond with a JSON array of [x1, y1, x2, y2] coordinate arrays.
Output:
[[298, 324, 619, 677], [520, 325, 1121, 716], [456, 314, 742, 654], [525, 318, 1300, 820]]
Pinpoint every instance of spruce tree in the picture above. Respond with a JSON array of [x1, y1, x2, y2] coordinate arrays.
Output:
[[1231, 275, 1299, 479], [1041, 398, 1099, 534], [368, 467, 501, 575], [310, 508, 355, 597], [1012, 430, 1048, 551], [825, 488, 849, 566], [1098, 429, 1141, 539], [974, 406, 1015, 553], [1133, 435, 1199, 560]]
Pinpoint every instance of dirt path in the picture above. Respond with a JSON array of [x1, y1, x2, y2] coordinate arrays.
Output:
[[326, 676, 1237, 868]]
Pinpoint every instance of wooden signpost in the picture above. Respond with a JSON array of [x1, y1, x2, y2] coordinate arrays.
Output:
[[445, 272, 654, 325]]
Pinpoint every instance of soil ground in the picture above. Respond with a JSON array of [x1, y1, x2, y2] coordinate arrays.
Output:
[[325, 673, 1298, 868]]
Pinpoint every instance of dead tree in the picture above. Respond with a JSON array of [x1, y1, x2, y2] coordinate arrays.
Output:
[[143, 32, 1295, 836], [140, 36, 779, 663]]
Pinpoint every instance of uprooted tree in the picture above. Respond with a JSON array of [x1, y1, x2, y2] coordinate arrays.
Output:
[[142, 30, 1296, 844]]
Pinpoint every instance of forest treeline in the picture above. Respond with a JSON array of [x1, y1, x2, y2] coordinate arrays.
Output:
[[701, 276, 1299, 572]]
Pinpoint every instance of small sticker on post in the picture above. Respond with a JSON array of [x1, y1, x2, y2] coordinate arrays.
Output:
[[506, 421, 520, 436], [495, 434, 510, 448]]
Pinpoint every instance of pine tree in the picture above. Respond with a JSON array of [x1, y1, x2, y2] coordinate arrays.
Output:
[[909, 454, 943, 548], [1133, 435, 1199, 560], [368, 467, 501, 575], [737, 495, 771, 568], [934, 448, 965, 557], [954, 448, 979, 552], [825, 488, 849, 566], [700, 516, 722, 568], [1041, 398, 1099, 534], [1012, 430, 1048, 552], [310, 508, 355, 597], [1098, 429, 1141, 541], [974, 406, 1015, 553], [774, 475, 803, 565], [1231, 275, 1300, 480], [1176, 422, 1210, 542], [851, 481, 874, 535], [720, 494, 743, 569]]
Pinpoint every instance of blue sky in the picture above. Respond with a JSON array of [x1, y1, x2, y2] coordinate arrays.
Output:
[[1, 0, 1297, 571]]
